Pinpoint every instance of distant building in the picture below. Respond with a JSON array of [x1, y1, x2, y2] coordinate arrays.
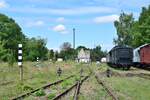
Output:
[[77, 48, 90, 63], [57, 58, 63, 62], [101, 57, 106, 63]]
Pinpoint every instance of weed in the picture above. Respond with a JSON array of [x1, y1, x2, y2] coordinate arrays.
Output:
[[34, 89, 46, 97], [22, 85, 33, 91], [61, 79, 73, 89], [48, 93, 56, 99]]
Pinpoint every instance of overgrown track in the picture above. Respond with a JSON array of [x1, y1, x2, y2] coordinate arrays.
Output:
[[125, 73, 150, 80], [73, 81, 80, 100], [133, 66, 150, 71], [95, 75, 118, 100], [11, 75, 74, 100], [52, 75, 90, 100], [110, 69, 150, 80], [87, 65, 118, 100]]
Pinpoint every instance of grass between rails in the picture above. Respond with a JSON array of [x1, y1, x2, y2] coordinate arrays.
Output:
[[25, 71, 82, 99], [47, 76, 80, 99], [25, 78, 77, 99], [79, 75, 111, 100], [0, 61, 83, 100]]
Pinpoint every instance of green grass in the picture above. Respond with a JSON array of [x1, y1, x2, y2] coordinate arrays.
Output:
[[34, 89, 46, 97], [79, 75, 109, 100], [105, 76, 150, 100], [0, 61, 83, 100], [1, 62, 150, 100], [47, 93, 56, 99]]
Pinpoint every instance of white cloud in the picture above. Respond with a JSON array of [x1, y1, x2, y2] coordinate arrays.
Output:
[[52, 24, 68, 34], [26, 20, 44, 27], [94, 14, 119, 23], [8, 6, 117, 15], [56, 17, 65, 22], [0, 0, 8, 8]]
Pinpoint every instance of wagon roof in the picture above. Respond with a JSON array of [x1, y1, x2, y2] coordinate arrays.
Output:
[[135, 44, 150, 51], [109, 45, 132, 52]]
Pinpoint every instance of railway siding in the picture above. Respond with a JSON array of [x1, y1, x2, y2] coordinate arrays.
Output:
[[11, 75, 75, 100], [95, 74, 119, 100]]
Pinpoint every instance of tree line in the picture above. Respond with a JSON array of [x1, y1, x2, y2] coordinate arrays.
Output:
[[0, 13, 106, 63], [114, 5, 150, 48], [0, 13, 48, 63], [48, 42, 107, 62]]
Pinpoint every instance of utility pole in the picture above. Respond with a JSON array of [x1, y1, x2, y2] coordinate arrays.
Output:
[[73, 28, 75, 49]]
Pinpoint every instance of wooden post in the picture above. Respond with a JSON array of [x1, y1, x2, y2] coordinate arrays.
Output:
[[19, 65, 23, 82], [18, 44, 23, 82]]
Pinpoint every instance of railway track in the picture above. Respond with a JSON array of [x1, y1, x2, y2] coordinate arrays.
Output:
[[11, 75, 74, 100], [87, 65, 119, 100], [95, 75, 118, 100], [108, 68, 150, 80], [52, 75, 90, 100], [132, 66, 150, 71], [125, 73, 150, 80]]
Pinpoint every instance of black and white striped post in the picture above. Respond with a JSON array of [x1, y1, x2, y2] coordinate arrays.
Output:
[[36, 57, 39, 67], [37, 57, 39, 62], [18, 44, 23, 82]]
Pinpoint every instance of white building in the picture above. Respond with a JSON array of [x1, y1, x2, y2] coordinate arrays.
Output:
[[77, 49, 90, 63], [57, 58, 63, 62], [101, 57, 106, 63]]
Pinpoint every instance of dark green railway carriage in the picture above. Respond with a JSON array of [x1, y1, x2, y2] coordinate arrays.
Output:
[[107, 46, 133, 69]]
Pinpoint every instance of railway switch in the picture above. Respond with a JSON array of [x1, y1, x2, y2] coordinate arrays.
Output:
[[57, 67, 62, 76]]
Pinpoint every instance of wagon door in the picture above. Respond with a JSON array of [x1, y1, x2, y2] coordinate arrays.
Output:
[[140, 45, 150, 64]]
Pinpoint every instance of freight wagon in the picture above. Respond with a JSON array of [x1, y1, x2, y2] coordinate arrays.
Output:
[[106, 45, 133, 70], [133, 44, 150, 67]]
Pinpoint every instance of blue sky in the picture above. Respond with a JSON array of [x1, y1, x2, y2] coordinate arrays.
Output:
[[0, 0, 150, 51]]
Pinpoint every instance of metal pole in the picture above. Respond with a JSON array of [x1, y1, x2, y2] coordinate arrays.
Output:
[[73, 28, 75, 49]]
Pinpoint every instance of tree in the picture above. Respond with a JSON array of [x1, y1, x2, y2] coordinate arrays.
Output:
[[24, 37, 48, 61], [0, 13, 25, 61], [76, 46, 89, 51], [48, 49, 54, 60], [54, 51, 59, 61], [134, 6, 150, 47], [59, 48, 76, 60], [60, 42, 71, 51], [0, 13, 49, 62], [90, 45, 107, 61], [59, 42, 76, 60], [0, 41, 7, 61], [114, 12, 134, 46]]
